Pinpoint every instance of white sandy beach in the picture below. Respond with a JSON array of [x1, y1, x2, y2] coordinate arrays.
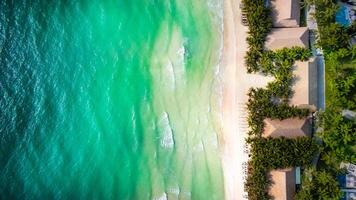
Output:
[[221, 0, 273, 199]]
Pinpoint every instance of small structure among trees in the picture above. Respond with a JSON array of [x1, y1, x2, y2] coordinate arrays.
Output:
[[263, 117, 312, 138], [269, 168, 297, 200], [291, 58, 318, 109], [271, 0, 301, 28], [265, 27, 309, 50]]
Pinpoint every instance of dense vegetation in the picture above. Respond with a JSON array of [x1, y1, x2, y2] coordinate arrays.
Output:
[[247, 88, 309, 137], [319, 48, 356, 169], [295, 167, 343, 200], [243, 0, 272, 73], [242, 0, 319, 199], [325, 47, 356, 111], [295, 0, 356, 198], [243, 0, 356, 198], [246, 137, 319, 200], [317, 109, 356, 167], [308, 0, 356, 163], [306, 0, 353, 53], [246, 47, 312, 139]]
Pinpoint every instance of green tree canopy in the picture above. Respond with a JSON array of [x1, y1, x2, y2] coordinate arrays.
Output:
[[296, 168, 343, 200]]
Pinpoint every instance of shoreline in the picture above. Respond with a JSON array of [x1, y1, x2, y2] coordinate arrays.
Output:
[[221, 0, 273, 199]]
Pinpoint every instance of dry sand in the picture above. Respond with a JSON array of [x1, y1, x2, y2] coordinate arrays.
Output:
[[221, 0, 273, 199]]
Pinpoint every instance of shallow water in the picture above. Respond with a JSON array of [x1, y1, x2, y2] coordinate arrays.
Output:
[[0, 0, 224, 199]]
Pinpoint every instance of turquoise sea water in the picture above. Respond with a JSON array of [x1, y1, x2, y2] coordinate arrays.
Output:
[[0, 0, 224, 199]]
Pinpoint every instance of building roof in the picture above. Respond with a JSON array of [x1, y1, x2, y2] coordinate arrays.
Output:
[[269, 168, 296, 200], [271, 0, 300, 27], [290, 58, 318, 109], [265, 27, 309, 50], [263, 117, 311, 138]]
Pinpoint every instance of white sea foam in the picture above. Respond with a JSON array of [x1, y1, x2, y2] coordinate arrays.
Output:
[[181, 191, 192, 198], [159, 112, 175, 149], [160, 29, 188, 91], [207, 0, 224, 123], [193, 141, 204, 152], [153, 193, 167, 200], [207, 0, 224, 29], [131, 107, 138, 151], [173, 43, 187, 87], [167, 185, 180, 195], [177, 45, 185, 61], [164, 61, 176, 90], [205, 133, 219, 149]]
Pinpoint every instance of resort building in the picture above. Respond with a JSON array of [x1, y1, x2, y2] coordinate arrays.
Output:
[[339, 163, 356, 200], [264, 0, 319, 109], [265, 27, 309, 50], [263, 117, 312, 138], [263, 0, 321, 199], [290, 58, 318, 109], [270, 0, 300, 27], [269, 168, 297, 200]]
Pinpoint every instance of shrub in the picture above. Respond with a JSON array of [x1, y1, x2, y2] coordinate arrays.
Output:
[[317, 109, 356, 165], [317, 23, 351, 53], [245, 137, 319, 200], [295, 168, 343, 200]]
